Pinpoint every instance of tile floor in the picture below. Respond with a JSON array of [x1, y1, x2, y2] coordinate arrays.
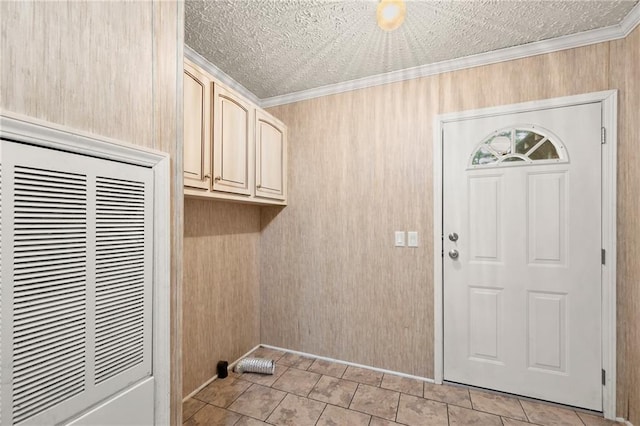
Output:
[[183, 347, 618, 426]]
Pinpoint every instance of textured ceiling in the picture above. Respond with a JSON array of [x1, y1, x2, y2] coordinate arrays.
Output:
[[185, 0, 637, 99]]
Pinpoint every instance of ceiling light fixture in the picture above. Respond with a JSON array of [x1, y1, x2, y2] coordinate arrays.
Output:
[[376, 0, 406, 32]]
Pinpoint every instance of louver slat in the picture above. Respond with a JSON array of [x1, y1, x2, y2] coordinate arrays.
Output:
[[12, 166, 86, 424], [94, 176, 146, 384]]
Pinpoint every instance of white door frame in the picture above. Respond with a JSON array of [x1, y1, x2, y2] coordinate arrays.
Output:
[[432, 90, 617, 419], [0, 110, 171, 425]]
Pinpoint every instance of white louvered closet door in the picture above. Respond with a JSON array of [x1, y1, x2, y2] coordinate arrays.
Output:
[[0, 140, 154, 425]]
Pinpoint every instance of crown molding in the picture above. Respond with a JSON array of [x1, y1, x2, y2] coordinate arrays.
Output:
[[261, 2, 640, 108], [184, 2, 640, 109], [184, 45, 261, 105], [621, 0, 640, 36]]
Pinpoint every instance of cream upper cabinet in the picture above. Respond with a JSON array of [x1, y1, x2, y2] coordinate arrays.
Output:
[[183, 60, 211, 190], [182, 58, 287, 205], [255, 110, 287, 201], [212, 84, 253, 196]]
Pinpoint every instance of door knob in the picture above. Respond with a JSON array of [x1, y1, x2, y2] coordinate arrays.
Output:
[[448, 232, 459, 242], [449, 249, 459, 259]]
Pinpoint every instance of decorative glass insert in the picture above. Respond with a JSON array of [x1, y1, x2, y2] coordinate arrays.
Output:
[[469, 126, 567, 168]]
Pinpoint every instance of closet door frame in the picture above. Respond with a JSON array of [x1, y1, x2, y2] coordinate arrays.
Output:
[[0, 111, 171, 425]]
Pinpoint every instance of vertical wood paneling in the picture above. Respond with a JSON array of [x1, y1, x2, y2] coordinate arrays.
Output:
[[264, 76, 438, 377], [151, 2, 183, 424], [182, 199, 261, 396], [437, 42, 609, 114], [0, 1, 154, 146], [1, 1, 183, 423], [263, 38, 638, 420], [610, 25, 640, 424]]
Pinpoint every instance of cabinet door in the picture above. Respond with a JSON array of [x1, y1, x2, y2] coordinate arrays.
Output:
[[212, 84, 253, 196], [255, 110, 287, 201], [183, 61, 211, 189]]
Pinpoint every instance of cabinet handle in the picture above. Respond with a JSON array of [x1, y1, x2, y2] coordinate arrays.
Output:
[[256, 184, 262, 188], [214, 176, 221, 182], [204, 174, 211, 179]]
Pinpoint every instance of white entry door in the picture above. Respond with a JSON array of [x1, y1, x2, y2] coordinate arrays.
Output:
[[443, 102, 602, 410]]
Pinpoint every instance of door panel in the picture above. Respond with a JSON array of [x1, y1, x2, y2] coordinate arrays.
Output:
[[443, 102, 602, 410], [1, 141, 154, 425], [255, 109, 287, 201], [212, 84, 252, 195], [183, 62, 211, 190]]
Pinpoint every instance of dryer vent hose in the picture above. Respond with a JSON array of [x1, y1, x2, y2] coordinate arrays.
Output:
[[234, 357, 275, 375]]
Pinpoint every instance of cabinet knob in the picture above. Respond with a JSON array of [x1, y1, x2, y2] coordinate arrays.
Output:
[[214, 176, 221, 182], [204, 174, 211, 179], [256, 184, 262, 189]]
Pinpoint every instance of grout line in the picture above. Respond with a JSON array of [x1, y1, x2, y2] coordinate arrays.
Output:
[[314, 403, 329, 426], [394, 389, 401, 423], [518, 398, 531, 423], [181, 399, 206, 424]]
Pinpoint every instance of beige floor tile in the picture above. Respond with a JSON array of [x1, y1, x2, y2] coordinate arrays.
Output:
[[577, 412, 620, 426], [396, 393, 448, 426], [316, 404, 371, 426], [183, 404, 242, 426], [520, 400, 585, 426], [238, 365, 288, 387], [381, 374, 424, 397], [448, 404, 503, 426], [272, 367, 321, 396], [308, 375, 359, 408], [470, 390, 527, 420], [182, 398, 206, 422], [249, 346, 286, 361], [423, 382, 471, 408], [502, 417, 534, 426], [266, 393, 326, 426], [308, 359, 348, 378], [349, 383, 400, 421], [227, 384, 286, 420], [235, 417, 269, 426], [277, 352, 314, 370], [369, 418, 404, 426], [194, 378, 252, 408], [342, 365, 383, 386]]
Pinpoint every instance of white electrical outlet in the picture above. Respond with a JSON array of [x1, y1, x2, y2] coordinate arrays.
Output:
[[395, 231, 405, 247], [408, 231, 418, 247]]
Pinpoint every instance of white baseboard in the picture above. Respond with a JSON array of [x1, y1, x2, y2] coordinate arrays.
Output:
[[615, 418, 634, 426], [182, 344, 261, 402], [260, 344, 435, 384]]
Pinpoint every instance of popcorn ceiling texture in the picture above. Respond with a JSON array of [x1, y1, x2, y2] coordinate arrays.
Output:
[[185, 0, 637, 99]]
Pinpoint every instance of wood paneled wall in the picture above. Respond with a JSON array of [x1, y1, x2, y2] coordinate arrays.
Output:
[[182, 200, 262, 396], [610, 26, 640, 423], [264, 27, 639, 421], [0, 2, 184, 424]]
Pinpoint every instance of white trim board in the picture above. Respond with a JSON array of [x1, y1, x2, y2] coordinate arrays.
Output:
[[260, 344, 436, 384], [182, 343, 435, 403], [182, 344, 261, 402], [432, 90, 618, 420], [184, 45, 261, 106], [261, 6, 638, 108], [0, 110, 172, 426], [183, 1, 639, 109]]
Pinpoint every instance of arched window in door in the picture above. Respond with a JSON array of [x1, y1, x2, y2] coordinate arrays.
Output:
[[468, 126, 568, 168]]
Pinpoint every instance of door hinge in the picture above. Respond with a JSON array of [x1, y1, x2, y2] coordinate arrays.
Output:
[[601, 249, 606, 265], [602, 369, 606, 385], [601, 127, 606, 144]]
